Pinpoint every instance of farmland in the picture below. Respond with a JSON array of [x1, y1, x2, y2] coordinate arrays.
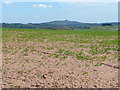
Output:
[[2, 26, 119, 88]]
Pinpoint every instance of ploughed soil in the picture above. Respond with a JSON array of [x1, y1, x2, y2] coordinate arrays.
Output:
[[2, 40, 118, 88]]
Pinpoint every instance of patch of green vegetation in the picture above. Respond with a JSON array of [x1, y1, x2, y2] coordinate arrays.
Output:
[[57, 49, 65, 54], [76, 52, 90, 60], [64, 50, 74, 55], [51, 53, 60, 58], [85, 64, 90, 67], [100, 56, 107, 62], [82, 72, 89, 75], [46, 47, 54, 50], [60, 56, 68, 60], [95, 63, 102, 67]]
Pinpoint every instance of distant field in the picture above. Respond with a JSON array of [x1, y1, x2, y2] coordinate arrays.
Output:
[[2, 26, 119, 88]]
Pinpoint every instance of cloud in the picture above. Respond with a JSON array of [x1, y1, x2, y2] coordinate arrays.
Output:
[[4, 1, 12, 5], [33, 4, 52, 8]]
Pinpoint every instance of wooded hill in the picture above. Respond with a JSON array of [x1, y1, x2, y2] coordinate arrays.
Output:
[[2, 20, 118, 30]]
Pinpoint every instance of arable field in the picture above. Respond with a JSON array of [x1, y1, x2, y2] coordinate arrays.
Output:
[[2, 26, 119, 88]]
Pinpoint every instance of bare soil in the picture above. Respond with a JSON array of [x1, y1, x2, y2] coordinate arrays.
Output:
[[2, 40, 118, 88]]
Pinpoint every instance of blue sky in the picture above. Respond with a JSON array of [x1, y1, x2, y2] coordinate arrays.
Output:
[[2, 2, 118, 23]]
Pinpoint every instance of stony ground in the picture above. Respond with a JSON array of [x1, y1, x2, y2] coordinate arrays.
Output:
[[2, 28, 119, 88]]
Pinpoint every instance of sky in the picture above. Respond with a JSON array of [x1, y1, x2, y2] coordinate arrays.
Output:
[[2, 1, 118, 23]]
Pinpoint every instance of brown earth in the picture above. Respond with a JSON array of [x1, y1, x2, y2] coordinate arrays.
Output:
[[2, 40, 119, 88]]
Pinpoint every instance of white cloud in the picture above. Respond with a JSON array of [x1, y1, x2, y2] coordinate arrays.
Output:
[[33, 4, 52, 8], [4, 1, 12, 5]]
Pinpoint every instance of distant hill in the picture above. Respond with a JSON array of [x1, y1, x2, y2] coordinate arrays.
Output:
[[44, 20, 82, 26], [2, 20, 118, 30], [36, 20, 101, 29]]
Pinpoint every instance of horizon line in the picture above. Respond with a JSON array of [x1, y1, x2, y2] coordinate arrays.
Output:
[[1, 20, 118, 24]]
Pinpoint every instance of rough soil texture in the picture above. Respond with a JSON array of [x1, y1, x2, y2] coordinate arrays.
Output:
[[2, 40, 118, 88]]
